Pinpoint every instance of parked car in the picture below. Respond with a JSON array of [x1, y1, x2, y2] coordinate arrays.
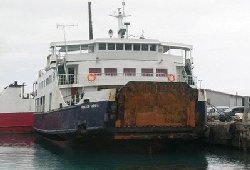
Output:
[[216, 106, 229, 113], [219, 106, 244, 122], [207, 107, 220, 120], [207, 106, 229, 121]]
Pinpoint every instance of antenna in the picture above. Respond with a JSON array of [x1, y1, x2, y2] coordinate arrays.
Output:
[[122, 0, 125, 15], [56, 23, 77, 53], [110, 1, 131, 38], [56, 23, 77, 86], [88, 2, 94, 40]]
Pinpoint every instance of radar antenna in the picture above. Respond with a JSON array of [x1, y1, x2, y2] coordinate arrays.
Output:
[[110, 1, 131, 38]]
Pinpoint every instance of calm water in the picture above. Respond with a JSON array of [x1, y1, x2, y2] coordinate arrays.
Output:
[[0, 134, 249, 170]]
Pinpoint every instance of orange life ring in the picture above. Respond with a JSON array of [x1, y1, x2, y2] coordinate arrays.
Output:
[[167, 74, 175, 82], [87, 73, 96, 81]]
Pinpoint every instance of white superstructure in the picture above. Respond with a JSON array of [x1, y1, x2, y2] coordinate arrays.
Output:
[[0, 81, 34, 113], [34, 2, 196, 114]]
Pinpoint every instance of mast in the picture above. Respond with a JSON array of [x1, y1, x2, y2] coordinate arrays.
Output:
[[88, 2, 93, 40], [110, 1, 130, 38]]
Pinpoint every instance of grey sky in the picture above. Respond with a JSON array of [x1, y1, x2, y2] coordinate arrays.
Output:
[[0, 0, 250, 95]]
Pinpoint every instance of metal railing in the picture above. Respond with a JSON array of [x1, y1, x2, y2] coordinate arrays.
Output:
[[177, 75, 197, 86], [58, 73, 197, 87], [58, 74, 78, 85]]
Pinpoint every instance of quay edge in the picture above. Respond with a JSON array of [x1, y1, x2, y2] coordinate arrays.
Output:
[[204, 121, 250, 151]]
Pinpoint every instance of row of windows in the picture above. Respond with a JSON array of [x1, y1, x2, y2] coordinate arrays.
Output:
[[35, 93, 53, 112], [38, 73, 55, 89], [89, 68, 168, 77], [98, 43, 157, 51]]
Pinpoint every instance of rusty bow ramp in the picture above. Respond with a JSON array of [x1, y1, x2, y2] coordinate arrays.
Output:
[[113, 81, 206, 140]]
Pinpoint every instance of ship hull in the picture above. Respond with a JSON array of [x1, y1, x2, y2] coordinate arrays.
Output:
[[33, 82, 206, 142], [0, 112, 34, 133], [33, 101, 109, 140]]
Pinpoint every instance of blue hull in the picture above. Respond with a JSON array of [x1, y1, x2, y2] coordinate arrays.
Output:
[[33, 82, 207, 141], [33, 101, 109, 138]]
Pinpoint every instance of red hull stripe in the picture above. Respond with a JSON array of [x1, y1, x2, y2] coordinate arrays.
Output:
[[0, 126, 33, 133], [0, 112, 34, 133]]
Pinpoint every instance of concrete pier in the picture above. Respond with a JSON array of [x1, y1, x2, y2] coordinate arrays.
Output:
[[204, 121, 250, 151], [204, 96, 250, 151]]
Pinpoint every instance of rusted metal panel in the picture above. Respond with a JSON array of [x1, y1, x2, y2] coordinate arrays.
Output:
[[116, 82, 198, 128], [114, 133, 198, 140]]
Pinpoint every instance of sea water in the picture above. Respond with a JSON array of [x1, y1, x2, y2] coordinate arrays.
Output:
[[0, 134, 249, 170]]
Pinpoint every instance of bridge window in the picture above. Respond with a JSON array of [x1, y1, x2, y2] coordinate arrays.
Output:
[[150, 44, 156, 51], [133, 44, 140, 51], [89, 68, 102, 76], [141, 44, 148, 51], [116, 43, 123, 50], [108, 43, 115, 50], [156, 69, 168, 77], [104, 68, 117, 76], [98, 43, 106, 50], [123, 68, 136, 76], [125, 43, 132, 51], [141, 68, 153, 76]]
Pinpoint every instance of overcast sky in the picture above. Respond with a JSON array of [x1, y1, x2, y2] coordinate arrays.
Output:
[[0, 0, 250, 96]]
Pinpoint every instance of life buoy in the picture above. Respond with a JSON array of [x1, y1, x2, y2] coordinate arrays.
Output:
[[167, 74, 175, 82], [87, 73, 96, 81]]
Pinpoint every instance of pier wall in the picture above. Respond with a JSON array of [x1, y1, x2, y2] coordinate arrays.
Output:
[[204, 121, 250, 151]]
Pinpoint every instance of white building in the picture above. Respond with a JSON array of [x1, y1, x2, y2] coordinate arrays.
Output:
[[205, 89, 244, 107]]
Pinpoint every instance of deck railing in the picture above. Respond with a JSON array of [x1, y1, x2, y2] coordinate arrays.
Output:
[[58, 74, 78, 85], [58, 73, 197, 88]]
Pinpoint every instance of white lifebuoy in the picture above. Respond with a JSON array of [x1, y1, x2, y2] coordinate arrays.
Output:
[[167, 74, 175, 82], [87, 73, 96, 81]]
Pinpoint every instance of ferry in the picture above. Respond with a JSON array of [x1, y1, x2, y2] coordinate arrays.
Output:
[[33, 2, 206, 141], [0, 81, 34, 133]]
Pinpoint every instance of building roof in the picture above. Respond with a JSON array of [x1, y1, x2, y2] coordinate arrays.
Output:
[[205, 89, 244, 97]]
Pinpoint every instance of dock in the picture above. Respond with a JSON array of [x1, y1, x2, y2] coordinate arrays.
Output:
[[204, 121, 250, 151]]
